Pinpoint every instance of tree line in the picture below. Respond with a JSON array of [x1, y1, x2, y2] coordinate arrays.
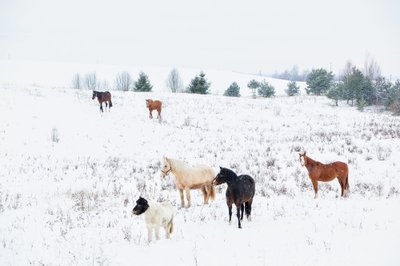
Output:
[[305, 59, 400, 115], [72, 69, 277, 98]]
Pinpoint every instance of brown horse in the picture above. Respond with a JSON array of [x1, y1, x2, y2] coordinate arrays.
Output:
[[146, 99, 162, 120], [92, 91, 112, 112], [299, 152, 349, 198]]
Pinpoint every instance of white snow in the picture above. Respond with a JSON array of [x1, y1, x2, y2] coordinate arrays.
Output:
[[0, 61, 399, 266]]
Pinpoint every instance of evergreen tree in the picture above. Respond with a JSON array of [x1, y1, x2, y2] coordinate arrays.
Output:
[[258, 80, 275, 97], [373, 77, 392, 105], [247, 79, 260, 98], [327, 82, 345, 106], [134, 72, 153, 92], [186, 72, 210, 94], [285, 81, 300, 96], [306, 68, 334, 95], [345, 68, 375, 106], [386, 80, 400, 115], [224, 82, 241, 97]]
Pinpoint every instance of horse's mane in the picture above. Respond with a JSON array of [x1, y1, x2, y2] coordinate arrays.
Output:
[[167, 158, 188, 172], [221, 167, 238, 179], [306, 155, 323, 165]]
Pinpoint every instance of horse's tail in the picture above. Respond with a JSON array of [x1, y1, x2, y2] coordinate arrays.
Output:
[[109, 99, 113, 108], [168, 218, 173, 234], [345, 173, 350, 194]]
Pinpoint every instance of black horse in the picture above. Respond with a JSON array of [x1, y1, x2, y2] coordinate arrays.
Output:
[[92, 91, 112, 112], [213, 167, 255, 228]]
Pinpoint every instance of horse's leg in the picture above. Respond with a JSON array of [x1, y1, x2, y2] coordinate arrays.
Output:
[[157, 109, 161, 119], [312, 179, 318, 199], [100, 103, 103, 113], [185, 188, 191, 208], [155, 225, 160, 240], [345, 174, 350, 197], [245, 199, 253, 221], [178, 189, 184, 208], [165, 223, 171, 239], [201, 186, 208, 204], [147, 224, 153, 243], [236, 204, 242, 228], [240, 203, 244, 220], [338, 177, 345, 197], [227, 201, 233, 224], [149, 110, 153, 119]]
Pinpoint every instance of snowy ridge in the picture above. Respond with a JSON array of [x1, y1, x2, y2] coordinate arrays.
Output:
[[0, 60, 306, 96]]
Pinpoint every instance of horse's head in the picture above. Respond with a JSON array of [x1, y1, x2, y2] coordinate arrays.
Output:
[[132, 196, 149, 215], [161, 157, 172, 178], [145, 99, 152, 108], [299, 152, 307, 166], [92, 91, 97, 100], [213, 167, 230, 186]]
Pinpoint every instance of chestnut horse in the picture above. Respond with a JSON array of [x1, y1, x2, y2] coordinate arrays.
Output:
[[299, 152, 349, 198], [161, 157, 216, 208], [92, 91, 112, 112], [146, 99, 162, 120]]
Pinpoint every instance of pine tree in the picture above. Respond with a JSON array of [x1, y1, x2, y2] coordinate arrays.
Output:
[[258, 80, 275, 97], [285, 81, 300, 96], [247, 79, 260, 98], [224, 82, 241, 97], [186, 72, 210, 94], [134, 72, 153, 92], [306, 68, 334, 95], [327, 82, 345, 106], [386, 80, 400, 115], [373, 77, 391, 105]]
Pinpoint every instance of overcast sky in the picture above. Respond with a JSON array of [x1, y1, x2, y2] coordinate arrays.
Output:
[[1, 0, 399, 76]]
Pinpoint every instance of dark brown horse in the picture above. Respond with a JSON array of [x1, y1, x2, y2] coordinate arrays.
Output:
[[92, 91, 112, 112], [299, 152, 349, 198], [213, 167, 255, 229], [146, 99, 162, 120]]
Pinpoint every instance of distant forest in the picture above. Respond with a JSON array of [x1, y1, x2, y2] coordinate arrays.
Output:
[[267, 65, 310, 81]]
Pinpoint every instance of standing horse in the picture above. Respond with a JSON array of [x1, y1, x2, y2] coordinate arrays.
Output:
[[132, 196, 174, 243], [92, 91, 112, 112], [161, 157, 216, 208], [213, 167, 255, 229], [145, 99, 162, 120], [299, 152, 349, 198]]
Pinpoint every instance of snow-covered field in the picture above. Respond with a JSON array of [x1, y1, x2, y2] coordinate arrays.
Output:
[[1, 66, 400, 265]]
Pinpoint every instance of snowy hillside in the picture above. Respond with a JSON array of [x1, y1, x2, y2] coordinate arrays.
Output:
[[0, 73, 400, 265]]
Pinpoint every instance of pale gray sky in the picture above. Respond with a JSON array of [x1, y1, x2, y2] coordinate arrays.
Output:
[[1, 0, 399, 76]]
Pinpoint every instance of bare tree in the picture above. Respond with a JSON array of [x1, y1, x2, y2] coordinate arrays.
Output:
[[84, 72, 97, 90], [166, 68, 183, 93], [72, 73, 82, 90], [340, 60, 353, 81], [115, 71, 133, 91], [364, 55, 381, 81]]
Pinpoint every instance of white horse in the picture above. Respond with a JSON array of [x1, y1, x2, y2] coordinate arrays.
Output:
[[161, 157, 216, 208], [132, 197, 174, 243]]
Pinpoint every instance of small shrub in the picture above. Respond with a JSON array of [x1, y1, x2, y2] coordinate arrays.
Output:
[[51, 127, 59, 143], [376, 145, 391, 161]]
